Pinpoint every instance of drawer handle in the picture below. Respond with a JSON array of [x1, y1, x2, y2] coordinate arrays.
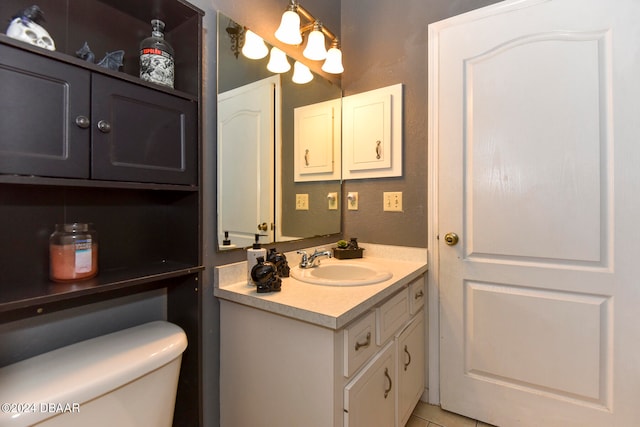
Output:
[[354, 332, 371, 351], [414, 290, 424, 300], [383, 367, 392, 398], [403, 345, 412, 371]]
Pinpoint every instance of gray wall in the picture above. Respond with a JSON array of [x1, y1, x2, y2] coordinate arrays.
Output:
[[340, 0, 501, 248]]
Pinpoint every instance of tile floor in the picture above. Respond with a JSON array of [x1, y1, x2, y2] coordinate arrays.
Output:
[[407, 401, 496, 427]]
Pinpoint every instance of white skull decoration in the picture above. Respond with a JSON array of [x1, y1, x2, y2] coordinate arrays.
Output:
[[6, 17, 56, 51]]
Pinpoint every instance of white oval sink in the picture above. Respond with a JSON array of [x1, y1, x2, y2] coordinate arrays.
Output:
[[291, 261, 392, 286]]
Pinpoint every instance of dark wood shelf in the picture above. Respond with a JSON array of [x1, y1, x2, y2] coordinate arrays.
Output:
[[0, 261, 204, 321], [0, 174, 199, 192]]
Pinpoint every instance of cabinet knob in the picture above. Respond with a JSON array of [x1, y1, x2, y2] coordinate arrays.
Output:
[[75, 116, 90, 129], [97, 120, 112, 133]]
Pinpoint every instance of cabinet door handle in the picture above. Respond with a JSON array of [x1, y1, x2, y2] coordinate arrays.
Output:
[[414, 290, 424, 300], [375, 140, 382, 159], [97, 120, 112, 133], [383, 367, 392, 398], [75, 115, 90, 129], [304, 149, 310, 166], [354, 332, 371, 351], [403, 344, 412, 371]]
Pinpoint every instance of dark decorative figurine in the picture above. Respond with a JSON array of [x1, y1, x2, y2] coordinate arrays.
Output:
[[267, 248, 290, 278], [251, 257, 282, 293], [75, 42, 124, 71]]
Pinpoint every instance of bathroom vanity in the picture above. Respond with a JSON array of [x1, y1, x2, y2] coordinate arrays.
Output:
[[215, 244, 427, 427]]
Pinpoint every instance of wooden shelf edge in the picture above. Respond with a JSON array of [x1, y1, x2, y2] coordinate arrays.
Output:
[[0, 263, 205, 322]]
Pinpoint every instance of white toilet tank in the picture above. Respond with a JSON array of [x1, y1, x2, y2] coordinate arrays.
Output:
[[0, 320, 187, 427]]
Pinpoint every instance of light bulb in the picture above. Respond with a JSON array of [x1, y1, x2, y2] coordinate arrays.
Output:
[[303, 24, 327, 60], [275, 10, 302, 45], [242, 30, 268, 60], [292, 61, 313, 84], [322, 46, 344, 74], [267, 47, 291, 73]]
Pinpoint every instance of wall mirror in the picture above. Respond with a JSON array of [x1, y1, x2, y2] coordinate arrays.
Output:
[[217, 12, 342, 251]]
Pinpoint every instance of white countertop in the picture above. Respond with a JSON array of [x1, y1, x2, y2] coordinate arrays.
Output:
[[214, 243, 427, 329]]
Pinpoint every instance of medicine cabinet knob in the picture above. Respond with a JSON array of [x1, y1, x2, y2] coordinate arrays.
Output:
[[444, 232, 459, 246], [97, 120, 112, 133], [75, 115, 90, 129]]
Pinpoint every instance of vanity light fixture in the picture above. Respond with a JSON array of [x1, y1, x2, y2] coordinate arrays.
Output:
[[267, 46, 291, 73], [292, 61, 313, 84], [241, 30, 268, 60], [275, 0, 344, 74]]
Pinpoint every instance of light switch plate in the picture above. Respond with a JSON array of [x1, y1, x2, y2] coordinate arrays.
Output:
[[383, 192, 403, 212], [296, 193, 309, 210]]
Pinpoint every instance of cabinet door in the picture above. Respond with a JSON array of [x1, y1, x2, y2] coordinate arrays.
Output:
[[0, 43, 91, 178], [91, 74, 197, 185], [342, 83, 402, 180], [294, 99, 341, 182], [397, 314, 425, 427], [344, 341, 396, 427]]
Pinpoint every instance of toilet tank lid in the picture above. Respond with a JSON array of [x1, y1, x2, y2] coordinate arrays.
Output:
[[0, 321, 187, 427]]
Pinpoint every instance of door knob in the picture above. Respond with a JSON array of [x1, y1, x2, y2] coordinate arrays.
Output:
[[444, 232, 459, 246], [257, 222, 268, 231], [97, 120, 112, 133]]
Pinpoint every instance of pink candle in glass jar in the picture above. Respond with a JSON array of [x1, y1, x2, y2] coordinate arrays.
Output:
[[49, 223, 98, 282]]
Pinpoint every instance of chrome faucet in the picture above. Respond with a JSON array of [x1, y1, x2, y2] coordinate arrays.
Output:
[[297, 249, 332, 268]]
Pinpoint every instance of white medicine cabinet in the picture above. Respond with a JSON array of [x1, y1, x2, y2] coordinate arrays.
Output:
[[342, 83, 403, 179]]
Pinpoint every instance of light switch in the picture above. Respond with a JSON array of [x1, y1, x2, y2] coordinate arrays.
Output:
[[383, 192, 403, 212]]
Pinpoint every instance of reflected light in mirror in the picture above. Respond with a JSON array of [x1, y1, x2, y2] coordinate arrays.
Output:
[[303, 22, 327, 60], [292, 61, 313, 84], [267, 47, 291, 73], [242, 30, 269, 59], [322, 40, 344, 74], [275, 8, 302, 45]]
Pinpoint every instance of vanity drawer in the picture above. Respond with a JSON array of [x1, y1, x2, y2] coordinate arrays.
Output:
[[409, 276, 426, 315], [344, 311, 376, 377], [376, 288, 410, 345]]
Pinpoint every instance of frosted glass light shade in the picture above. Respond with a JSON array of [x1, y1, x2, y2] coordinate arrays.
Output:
[[292, 61, 313, 84], [267, 47, 291, 73], [275, 10, 302, 45], [321, 46, 344, 74], [242, 30, 268, 59], [303, 29, 327, 60]]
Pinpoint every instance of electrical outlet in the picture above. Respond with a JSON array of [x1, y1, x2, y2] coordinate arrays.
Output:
[[383, 191, 403, 212], [327, 192, 338, 210], [296, 193, 309, 210], [347, 192, 359, 210]]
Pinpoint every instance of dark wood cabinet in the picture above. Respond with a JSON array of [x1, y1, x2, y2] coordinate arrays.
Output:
[[91, 74, 197, 185], [0, 1, 203, 425], [0, 43, 197, 185]]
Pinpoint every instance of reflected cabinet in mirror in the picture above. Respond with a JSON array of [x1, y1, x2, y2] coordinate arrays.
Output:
[[217, 12, 342, 251]]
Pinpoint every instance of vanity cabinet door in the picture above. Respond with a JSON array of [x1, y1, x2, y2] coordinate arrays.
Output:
[[397, 314, 425, 427], [0, 43, 91, 179], [344, 341, 396, 427], [91, 74, 197, 185]]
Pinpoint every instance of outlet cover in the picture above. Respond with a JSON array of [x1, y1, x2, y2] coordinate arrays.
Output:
[[347, 192, 359, 210], [328, 192, 338, 210], [383, 191, 403, 212], [296, 193, 309, 210]]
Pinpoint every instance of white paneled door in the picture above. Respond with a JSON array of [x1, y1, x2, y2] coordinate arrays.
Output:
[[218, 76, 277, 248], [429, 0, 640, 425]]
